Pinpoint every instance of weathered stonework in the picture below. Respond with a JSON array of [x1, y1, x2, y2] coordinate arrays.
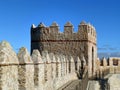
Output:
[[18, 47, 34, 90], [0, 41, 79, 90], [96, 57, 120, 79], [31, 21, 97, 77], [107, 74, 120, 90], [2, 21, 120, 90], [0, 41, 19, 90]]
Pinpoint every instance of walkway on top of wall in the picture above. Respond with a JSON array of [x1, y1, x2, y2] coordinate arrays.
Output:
[[57, 80, 81, 90], [87, 80, 100, 90], [104, 74, 113, 79]]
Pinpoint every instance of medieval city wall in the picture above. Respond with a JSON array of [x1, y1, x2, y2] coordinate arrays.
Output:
[[0, 41, 80, 90], [96, 57, 120, 78]]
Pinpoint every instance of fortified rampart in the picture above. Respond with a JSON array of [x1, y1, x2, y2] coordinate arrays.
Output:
[[1, 21, 120, 90], [96, 57, 120, 78], [31, 21, 97, 77], [0, 41, 80, 90]]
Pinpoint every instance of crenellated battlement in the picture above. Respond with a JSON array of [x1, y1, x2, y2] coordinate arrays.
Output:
[[1, 20, 119, 89], [0, 41, 81, 90], [31, 21, 96, 41], [96, 57, 120, 79], [97, 57, 120, 67]]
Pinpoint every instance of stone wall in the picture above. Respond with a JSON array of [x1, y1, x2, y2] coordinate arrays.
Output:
[[31, 21, 96, 61], [107, 74, 120, 90], [96, 57, 120, 78], [0, 41, 80, 90], [31, 21, 97, 77]]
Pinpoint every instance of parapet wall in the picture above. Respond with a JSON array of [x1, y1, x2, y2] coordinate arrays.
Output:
[[0, 41, 81, 90], [96, 57, 120, 78], [97, 57, 120, 67]]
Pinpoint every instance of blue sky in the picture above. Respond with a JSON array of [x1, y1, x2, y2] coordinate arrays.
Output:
[[0, 0, 120, 57]]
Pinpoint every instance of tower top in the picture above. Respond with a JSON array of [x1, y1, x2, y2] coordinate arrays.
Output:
[[80, 21, 86, 25], [38, 22, 45, 27], [64, 22, 73, 27], [51, 22, 59, 27], [31, 24, 36, 28]]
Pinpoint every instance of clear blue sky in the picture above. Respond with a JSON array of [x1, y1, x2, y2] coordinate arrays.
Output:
[[0, 0, 120, 57]]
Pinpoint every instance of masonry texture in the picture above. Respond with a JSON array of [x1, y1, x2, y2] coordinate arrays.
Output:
[[31, 21, 97, 77], [0, 41, 79, 90], [1, 21, 120, 90]]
